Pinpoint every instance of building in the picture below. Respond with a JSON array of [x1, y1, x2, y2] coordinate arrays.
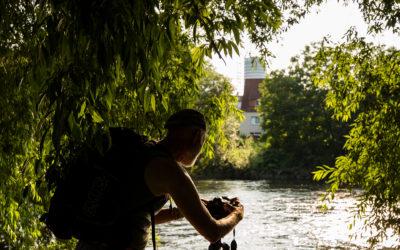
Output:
[[238, 57, 266, 137]]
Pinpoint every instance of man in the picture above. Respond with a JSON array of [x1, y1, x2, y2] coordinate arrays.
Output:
[[77, 109, 244, 249]]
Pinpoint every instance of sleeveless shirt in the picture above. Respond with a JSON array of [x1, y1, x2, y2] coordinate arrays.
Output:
[[76, 142, 171, 250]]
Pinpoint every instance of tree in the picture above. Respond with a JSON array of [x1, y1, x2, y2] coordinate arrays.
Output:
[[312, 38, 400, 246], [0, 0, 309, 247], [257, 48, 348, 180], [306, 0, 400, 34], [2, 0, 398, 247], [195, 66, 243, 158], [301, 0, 400, 246], [191, 66, 249, 178]]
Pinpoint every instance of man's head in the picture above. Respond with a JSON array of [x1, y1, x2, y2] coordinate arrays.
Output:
[[164, 109, 207, 167]]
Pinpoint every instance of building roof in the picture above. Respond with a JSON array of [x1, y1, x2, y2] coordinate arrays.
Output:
[[244, 57, 266, 79]]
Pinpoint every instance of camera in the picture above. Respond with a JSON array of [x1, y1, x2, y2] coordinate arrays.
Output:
[[204, 196, 236, 219], [204, 197, 238, 250]]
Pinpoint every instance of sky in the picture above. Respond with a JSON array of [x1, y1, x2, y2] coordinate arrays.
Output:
[[210, 1, 400, 95]]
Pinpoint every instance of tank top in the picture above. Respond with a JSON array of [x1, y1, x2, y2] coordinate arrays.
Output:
[[77, 143, 171, 249]]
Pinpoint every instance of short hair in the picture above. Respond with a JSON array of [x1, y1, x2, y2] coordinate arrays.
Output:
[[165, 109, 206, 130]]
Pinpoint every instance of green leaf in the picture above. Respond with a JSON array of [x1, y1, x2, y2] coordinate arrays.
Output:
[[105, 89, 113, 110], [168, 18, 176, 41], [233, 29, 240, 44], [68, 113, 82, 139], [78, 101, 86, 118], [226, 0, 235, 10], [150, 94, 156, 112], [162, 96, 169, 111], [90, 109, 104, 123], [231, 42, 240, 55]]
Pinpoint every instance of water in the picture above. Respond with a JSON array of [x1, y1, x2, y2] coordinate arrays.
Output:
[[146, 180, 398, 250]]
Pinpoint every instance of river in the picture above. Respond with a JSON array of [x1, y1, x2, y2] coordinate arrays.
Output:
[[146, 180, 398, 250]]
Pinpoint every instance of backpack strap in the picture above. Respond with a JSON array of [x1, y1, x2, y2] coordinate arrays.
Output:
[[151, 206, 157, 250], [146, 144, 173, 250]]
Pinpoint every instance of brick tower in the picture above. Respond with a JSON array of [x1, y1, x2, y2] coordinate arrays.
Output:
[[239, 57, 266, 136]]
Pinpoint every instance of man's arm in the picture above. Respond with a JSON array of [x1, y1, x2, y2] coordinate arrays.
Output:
[[154, 207, 183, 224], [144, 158, 244, 243]]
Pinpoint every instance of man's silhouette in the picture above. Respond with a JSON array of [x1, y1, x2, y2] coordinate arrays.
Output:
[[76, 109, 244, 249]]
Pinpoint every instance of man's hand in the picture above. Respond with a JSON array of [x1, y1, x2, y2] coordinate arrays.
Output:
[[200, 198, 209, 206], [223, 197, 244, 221], [170, 207, 183, 220], [202, 197, 244, 221]]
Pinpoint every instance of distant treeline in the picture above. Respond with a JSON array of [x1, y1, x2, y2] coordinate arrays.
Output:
[[193, 46, 349, 182]]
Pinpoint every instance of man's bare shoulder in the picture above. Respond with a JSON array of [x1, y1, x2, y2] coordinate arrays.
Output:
[[144, 157, 189, 195]]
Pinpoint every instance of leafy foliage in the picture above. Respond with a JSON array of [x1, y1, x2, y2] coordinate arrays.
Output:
[[195, 66, 243, 159], [311, 39, 400, 246], [305, 0, 400, 34], [2, 0, 399, 247], [352, 0, 400, 34], [191, 67, 256, 178], [0, 0, 310, 247], [257, 47, 348, 180]]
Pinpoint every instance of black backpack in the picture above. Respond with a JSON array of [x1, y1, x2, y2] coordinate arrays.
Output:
[[42, 127, 151, 242]]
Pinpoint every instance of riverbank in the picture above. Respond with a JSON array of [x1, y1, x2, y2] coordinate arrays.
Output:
[[191, 164, 316, 182]]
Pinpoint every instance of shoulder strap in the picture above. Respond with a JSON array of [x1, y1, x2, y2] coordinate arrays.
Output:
[[151, 206, 157, 250]]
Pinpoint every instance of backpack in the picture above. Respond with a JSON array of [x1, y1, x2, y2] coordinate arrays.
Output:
[[42, 127, 152, 242]]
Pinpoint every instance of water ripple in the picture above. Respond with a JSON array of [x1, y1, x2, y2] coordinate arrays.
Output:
[[146, 180, 399, 250]]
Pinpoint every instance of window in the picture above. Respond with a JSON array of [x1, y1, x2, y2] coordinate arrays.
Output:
[[250, 116, 260, 125]]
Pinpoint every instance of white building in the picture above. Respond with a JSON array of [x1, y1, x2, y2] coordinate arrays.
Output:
[[238, 57, 266, 137]]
